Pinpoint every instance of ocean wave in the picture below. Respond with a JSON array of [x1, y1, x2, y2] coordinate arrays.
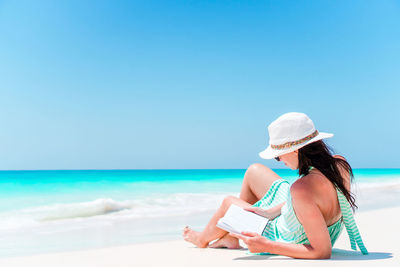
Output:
[[32, 198, 130, 221], [0, 193, 230, 231], [1, 178, 400, 232], [353, 179, 400, 190]]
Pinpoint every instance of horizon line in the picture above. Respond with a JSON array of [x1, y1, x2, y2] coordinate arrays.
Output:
[[0, 167, 399, 171]]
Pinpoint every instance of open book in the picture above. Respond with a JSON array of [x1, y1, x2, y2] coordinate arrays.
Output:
[[216, 204, 269, 235]]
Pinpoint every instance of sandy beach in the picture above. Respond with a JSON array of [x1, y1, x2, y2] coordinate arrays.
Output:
[[0, 205, 398, 267], [1, 0, 399, 266]]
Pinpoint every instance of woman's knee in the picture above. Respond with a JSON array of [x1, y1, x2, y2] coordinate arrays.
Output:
[[244, 163, 280, 198], [222, 195, 237, 207], [246, 163, 271, 178], [248, 163, 267, 171]]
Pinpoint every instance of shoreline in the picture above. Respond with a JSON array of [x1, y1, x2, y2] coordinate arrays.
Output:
[[2, 199, 399, 259], [0, 199, 400, 260], [0, 206, 398, 266]]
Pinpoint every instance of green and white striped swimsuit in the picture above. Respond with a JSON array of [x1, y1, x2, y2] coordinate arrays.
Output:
[[253, 175, 368, 255]]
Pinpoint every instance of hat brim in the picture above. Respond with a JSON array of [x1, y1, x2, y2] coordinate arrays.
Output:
[[259, 132, 334, 159]]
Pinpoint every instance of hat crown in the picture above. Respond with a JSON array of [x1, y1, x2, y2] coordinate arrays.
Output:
[[268, 112, 316, 146]]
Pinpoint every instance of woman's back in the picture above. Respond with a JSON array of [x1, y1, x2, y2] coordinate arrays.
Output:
[[260, 156, 350, 245], [293, 154, 351, 225], [294, 166, 344, 226]]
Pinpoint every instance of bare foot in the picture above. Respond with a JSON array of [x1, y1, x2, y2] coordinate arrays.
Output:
[[182, 226, 208, 248], [209, 234, 242, 249]]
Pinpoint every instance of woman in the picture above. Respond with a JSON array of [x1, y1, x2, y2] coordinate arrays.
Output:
[[183, 112, 367, 259]]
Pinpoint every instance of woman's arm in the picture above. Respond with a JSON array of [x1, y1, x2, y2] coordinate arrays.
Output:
[[244, 202, 286, 220], [232, 182, 332, 259], [267, 202, 286, 218]]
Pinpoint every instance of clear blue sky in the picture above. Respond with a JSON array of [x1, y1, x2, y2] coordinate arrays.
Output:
[[0, 0, 399, 170]]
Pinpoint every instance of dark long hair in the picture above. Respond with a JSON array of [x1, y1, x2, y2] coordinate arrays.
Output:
[[298, 140, 357, 210]]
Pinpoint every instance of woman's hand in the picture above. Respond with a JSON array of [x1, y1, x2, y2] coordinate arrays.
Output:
[[230, 232, 271, 253], [243, 206, 277, 220]]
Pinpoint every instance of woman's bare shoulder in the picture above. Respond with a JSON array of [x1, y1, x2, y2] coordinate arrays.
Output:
[[290, 178, 312, 201], [290, 166, 341, 206], [290, 172, 323, 196]]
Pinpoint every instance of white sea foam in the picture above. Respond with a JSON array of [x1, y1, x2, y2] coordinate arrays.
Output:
[[1, 178, 400, 232], [354, 179, 400, 190], [0, 193, 231, 231]]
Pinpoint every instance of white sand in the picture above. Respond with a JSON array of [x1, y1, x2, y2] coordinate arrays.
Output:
[[0, 206, 398, 267]]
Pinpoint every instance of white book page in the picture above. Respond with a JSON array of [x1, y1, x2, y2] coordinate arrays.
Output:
[[216, 204, 269, 235]]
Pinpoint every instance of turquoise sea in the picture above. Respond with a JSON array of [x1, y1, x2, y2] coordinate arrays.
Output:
[[1, 169, 399, 258]]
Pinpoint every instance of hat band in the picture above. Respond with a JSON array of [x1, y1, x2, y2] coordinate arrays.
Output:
[[270, 130, 319, 150]]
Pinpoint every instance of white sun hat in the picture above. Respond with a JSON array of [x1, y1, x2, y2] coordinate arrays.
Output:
[[259, 112, 334, 159]]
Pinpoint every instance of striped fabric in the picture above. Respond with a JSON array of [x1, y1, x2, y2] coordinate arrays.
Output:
[[337, 189, 369, 255], [253, 179, 290, 209], [252, 178, 368, 255]]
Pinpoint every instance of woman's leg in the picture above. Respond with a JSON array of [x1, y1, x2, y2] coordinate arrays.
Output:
[[209, 164, 282, 248], [183, 164, 281, 248], [239, 163, 281, 204], [183, 195, 251, 248]]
